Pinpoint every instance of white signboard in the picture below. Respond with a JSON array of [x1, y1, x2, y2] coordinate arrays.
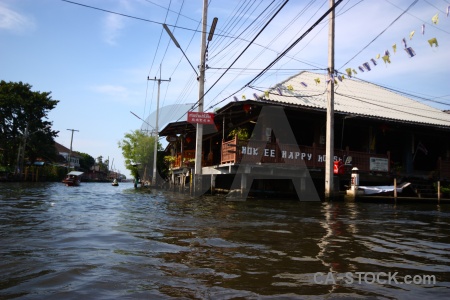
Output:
[[370, 157, 389, 172]]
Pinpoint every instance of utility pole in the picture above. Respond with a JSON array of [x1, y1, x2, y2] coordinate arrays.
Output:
[[325, 0, 335, 199], [67, 128, 79, 170], [15, 123, 29, 178], [147, 68, 170, 186], [194, 0, 209, 195]]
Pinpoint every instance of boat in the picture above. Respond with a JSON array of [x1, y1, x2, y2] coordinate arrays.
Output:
[[112, 178, 119, 186], [357, 182, 411, 195], [62, 171, 84, 186]]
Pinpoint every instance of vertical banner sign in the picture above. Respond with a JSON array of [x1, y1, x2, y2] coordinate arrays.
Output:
[[187, 112, 215, 124]]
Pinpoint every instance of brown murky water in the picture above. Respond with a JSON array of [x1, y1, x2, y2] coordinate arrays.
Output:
[[1, 182, 449, 299]]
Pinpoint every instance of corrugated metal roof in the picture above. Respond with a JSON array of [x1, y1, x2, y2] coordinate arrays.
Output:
[[257, 71, 450, 128]]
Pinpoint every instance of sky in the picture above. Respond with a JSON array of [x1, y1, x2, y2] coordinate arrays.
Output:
[[1, 0, 449, 178]]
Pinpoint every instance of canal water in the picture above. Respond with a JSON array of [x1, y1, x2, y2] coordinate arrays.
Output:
[[1, 182, 449, 299]]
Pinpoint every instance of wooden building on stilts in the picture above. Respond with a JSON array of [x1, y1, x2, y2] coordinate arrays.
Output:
[[159, 71, 450, 201]]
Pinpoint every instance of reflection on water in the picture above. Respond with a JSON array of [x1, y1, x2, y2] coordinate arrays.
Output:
[[0, 182, 449, 299]]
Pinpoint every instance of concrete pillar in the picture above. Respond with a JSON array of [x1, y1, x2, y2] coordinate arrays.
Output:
[[241, 174, 247, 197], [211, 174, 216, 195]]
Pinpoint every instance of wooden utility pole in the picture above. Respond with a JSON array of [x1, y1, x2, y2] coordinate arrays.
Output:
[[147, 69, 170, 186], [325, 0, 335, 199], [67, 128, 79, 170]]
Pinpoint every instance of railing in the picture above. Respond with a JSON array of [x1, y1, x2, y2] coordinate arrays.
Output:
[[220, 138, 390, 173], [173, 150, 196, 169]]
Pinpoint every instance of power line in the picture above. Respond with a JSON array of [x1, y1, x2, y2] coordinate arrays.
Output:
[[182, 0, 290, 118], [206, 0, 344, 111], [338, 0, 419, 70]]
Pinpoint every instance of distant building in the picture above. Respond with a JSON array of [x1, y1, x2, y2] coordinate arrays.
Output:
[[54, 142, 81, 168]]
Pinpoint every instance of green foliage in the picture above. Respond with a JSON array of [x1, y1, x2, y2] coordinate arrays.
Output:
[[42, 164, 66, 181], [164, 155, 176, 163], [76, 152, 95, 171], [95, 155, 109, 173], [0, 80, 59, 167], [118, 130, 162, 179], [435, 182, 450, 195], [228, 127, 250, 141]]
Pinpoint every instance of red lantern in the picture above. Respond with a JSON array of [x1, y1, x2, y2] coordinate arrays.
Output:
[[243, 104, 251, 113], [185, 136, 192, 144]]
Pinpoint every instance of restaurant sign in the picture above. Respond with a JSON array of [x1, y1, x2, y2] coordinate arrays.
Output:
[[187, 112, 215, 124]]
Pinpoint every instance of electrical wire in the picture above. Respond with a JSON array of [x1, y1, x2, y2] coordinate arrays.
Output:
[[180, 0, 290, 119], [385, 0, 450, 35], [338, 0, 419, 70], [206, 0, 344, 112]]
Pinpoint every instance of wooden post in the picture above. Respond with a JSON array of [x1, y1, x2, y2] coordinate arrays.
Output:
[[394, 177, 397, 200], [438, 180, 441, 203]]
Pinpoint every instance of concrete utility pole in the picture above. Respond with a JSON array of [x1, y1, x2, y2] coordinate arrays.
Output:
[[194, 0, 208, 195], [325, 0, 335, 199], [147, 70, 170, 186], [67, 128, 79, 169], [16, 123, 29, 178]]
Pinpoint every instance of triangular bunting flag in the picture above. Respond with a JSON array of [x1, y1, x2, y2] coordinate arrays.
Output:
[[363, 62, 371, 71], [428, 37, 438, 47], [382, 55, 391, 64], [392, 44, 397, 53], [287, 84, 293, 91], [421, 24, 425, 35], [314, 78, 320, 85], [432, 13, 439, 24], [405, 47, 416, 58], [371, 58, 377, 66], [345, 68, 352, 77], [409, 31, 415, 40]]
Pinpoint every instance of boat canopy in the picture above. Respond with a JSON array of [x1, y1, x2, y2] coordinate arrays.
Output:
[[67, 171, 84, 176]]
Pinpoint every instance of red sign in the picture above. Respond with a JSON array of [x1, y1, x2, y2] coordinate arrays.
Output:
[[187, 112, 215, 124]]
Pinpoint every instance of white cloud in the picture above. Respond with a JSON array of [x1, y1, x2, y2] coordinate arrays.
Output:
[[102, 13, 124, 45], [0, 3, 35, 33], [101, 0, 134, 45], [91, 84, 142, 105]]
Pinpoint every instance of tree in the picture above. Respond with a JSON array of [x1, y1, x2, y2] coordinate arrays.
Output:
[[118, 130, 161, 180], [76, 152, 95, 172], [95, 156, 109, 173], [0, 81, 59, 170]]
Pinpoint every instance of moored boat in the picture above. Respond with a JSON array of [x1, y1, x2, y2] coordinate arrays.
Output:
[[358, 182, 411, 196]]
